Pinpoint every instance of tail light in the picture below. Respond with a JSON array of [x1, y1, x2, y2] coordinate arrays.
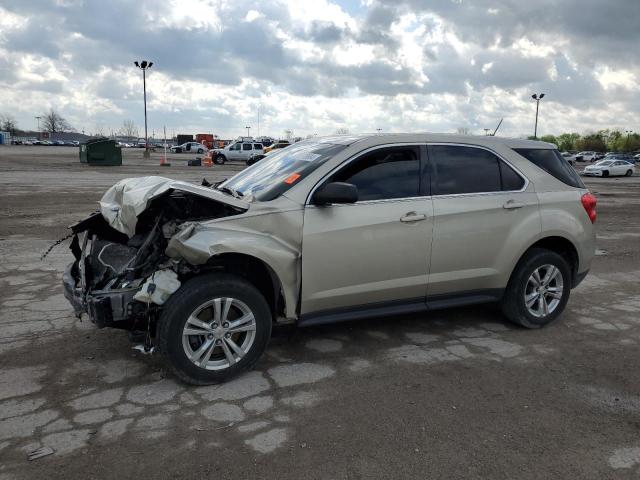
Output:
[[581, 192, 597, 223]]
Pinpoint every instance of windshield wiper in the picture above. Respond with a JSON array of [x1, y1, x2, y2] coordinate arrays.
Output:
[[217, 185, 243, 199]]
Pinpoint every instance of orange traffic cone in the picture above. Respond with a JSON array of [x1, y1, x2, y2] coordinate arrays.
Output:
[[160, 156, 170, 167]]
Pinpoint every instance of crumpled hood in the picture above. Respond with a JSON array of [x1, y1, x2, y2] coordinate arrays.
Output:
[[99, 176, 249, 237]]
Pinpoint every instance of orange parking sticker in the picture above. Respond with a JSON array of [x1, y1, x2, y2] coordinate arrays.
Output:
[[284, 173, 301, 184]]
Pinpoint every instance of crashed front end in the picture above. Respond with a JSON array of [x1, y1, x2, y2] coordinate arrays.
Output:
[[62, 176, 247, 332]]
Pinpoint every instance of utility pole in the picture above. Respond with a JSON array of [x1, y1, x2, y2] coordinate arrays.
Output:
[[134, 60, 153, 158], [531, 93, 545, 139], [484, 128, 490, 136], [34, 116, 42, 140], [245, 126, 251, 137]]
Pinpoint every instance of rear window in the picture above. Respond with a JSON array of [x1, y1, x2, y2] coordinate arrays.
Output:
[[514, 149, 584, 188]]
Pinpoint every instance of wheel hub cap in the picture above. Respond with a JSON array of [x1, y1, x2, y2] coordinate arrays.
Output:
[[524, 264, 564, 318], [181, 297, 257, 371]]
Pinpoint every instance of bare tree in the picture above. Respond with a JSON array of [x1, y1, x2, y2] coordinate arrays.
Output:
[[335, 127, 350, 134], [42, 109, 72, 133], [119, 120, 138, 138], [93, 124, 105, 137], [456, 127, 470, 135], [0, 113, 18, 133]]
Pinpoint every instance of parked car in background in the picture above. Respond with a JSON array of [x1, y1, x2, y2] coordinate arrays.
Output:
[[210, 141, 263, 164], [170, 142, 207, 154], [575, 151, 598, 162], [264, 140, 291, 154], [583, 160, 635, 177], [63, 134, 596, 384], [561, 152, 576, 166]]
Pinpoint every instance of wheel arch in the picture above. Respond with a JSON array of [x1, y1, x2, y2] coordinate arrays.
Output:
[[200, 253, 287, 322], [510, 236, 580, 288]]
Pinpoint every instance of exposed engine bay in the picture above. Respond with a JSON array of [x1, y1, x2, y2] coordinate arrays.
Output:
[[63, 179, 246, 336]]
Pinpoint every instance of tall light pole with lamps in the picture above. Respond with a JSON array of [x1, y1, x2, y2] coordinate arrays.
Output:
[[625, 130, 633, 151], [245, 126, 251, 137], [34, 116, 41, 140], [531, 93, 545, 139], [134, 60, 153, 158]]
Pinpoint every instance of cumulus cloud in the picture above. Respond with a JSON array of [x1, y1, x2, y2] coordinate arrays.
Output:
[[0, 0, 638, 137]]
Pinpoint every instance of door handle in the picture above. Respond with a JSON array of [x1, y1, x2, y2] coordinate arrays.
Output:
[[400, 212, 427, 223], [503, 200, 525, 210]]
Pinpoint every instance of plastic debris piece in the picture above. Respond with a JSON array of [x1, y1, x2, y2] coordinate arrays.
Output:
[[28, 446, 55, 460]]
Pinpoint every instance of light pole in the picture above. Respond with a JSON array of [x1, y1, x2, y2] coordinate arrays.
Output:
[[484, 128, 491, 136], [531, 93, 545, 139], [34, 116, 41, 140], [625, 130, 633, 151], [134, 60, 153, 158], [376, 128, 382, 133], [245, 126, 251, 137]]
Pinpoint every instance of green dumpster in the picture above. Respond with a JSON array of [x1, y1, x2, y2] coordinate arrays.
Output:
[[79, 138, 122, 166]]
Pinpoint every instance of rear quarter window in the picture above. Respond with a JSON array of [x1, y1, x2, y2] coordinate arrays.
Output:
[[514, 148, 584, 188]]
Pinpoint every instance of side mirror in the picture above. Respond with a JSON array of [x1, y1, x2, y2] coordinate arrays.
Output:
[[313, 182, 358, 205]]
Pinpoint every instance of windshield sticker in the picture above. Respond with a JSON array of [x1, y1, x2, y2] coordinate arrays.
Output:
[[284, 173, 301, 184]]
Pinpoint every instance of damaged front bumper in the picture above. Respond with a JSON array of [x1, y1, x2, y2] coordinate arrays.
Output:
[[63, 256, 143, 329]]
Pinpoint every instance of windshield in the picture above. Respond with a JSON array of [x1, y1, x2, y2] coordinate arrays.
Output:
[[218, 140, 348, 201], [595, 161, 613, 166]]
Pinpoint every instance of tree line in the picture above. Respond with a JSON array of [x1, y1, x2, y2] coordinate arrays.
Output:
[[534, 130, 640, 153]]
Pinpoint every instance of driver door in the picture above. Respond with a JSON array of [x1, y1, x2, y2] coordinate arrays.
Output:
[[301, 146, 433, 315]]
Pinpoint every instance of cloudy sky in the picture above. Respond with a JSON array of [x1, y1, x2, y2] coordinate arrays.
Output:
[[1, 0, 638, 139]]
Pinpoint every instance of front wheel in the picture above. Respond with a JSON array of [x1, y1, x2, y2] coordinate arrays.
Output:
[[626, 170, 633, 177], [501, 248, 572, 329], [214, 155, 226, 165], [156, 274, 272, 385], [602, 170, 609, 177], [197, 148, 204, 154]]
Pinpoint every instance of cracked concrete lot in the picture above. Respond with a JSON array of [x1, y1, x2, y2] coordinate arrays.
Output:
[[1, 146, 640, 479]]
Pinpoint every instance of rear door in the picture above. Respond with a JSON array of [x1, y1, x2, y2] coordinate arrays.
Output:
[[241, 143, 252, 160], [301, 145, 433, 314], [427, 144, 540, 296]]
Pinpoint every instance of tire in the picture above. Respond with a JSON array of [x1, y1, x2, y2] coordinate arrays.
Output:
[[197, 148, 204, 154], [501, 248, 572, 329], [214, 155, 226, 165], [156, 273, 272, 385], [602, 170, 609, 177], [626, 170, 633, 177]]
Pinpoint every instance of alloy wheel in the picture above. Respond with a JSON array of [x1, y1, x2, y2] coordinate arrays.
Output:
[[182, 297, 257, 370], [524, 264, 564, 318]]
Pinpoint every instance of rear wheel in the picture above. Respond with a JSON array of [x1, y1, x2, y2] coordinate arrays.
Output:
[[501, 248, 572, 329], [602, 170, 609, 177], [156, 274, 272, 385], [626, 170, 633, 177], [197, 148, 204, 154]]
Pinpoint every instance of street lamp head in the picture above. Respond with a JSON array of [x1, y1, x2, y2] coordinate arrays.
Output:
[[148, 62, 153, 68], [539, 93, 545, 99], [140, 60, 148, 68], [531, 94, 537, 100], [134, 61, 139, 67]]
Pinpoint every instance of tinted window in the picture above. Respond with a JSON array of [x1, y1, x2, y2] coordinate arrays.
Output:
[[514, 149, 584, 188], [230, 143, 240, 150], [430, 145, 512, 195], [242, 143, 252, 151], [254, 144, 263, 150], [332, 147, 420, 201], [500, 161, 525, 191]]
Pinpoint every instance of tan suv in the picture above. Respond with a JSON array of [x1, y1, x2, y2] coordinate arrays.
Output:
[[63, 134, 597, 384]]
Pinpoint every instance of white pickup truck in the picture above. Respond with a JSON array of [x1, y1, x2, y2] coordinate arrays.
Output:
[[211, 141, 264, 164]]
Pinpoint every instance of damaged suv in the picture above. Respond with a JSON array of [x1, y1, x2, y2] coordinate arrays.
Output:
[[63, 134, 596, 384]]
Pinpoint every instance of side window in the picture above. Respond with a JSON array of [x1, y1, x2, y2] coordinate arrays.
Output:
[[331, 147, 420, 201], [254, 144, 263, 150], [242, 143, 252, 151], [430, 145, 504, 195], [499, 161, 526, 191], [230, 143, 240, 151]]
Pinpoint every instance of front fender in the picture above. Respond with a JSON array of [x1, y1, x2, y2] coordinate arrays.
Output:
[[165, 210, 302, 319]]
